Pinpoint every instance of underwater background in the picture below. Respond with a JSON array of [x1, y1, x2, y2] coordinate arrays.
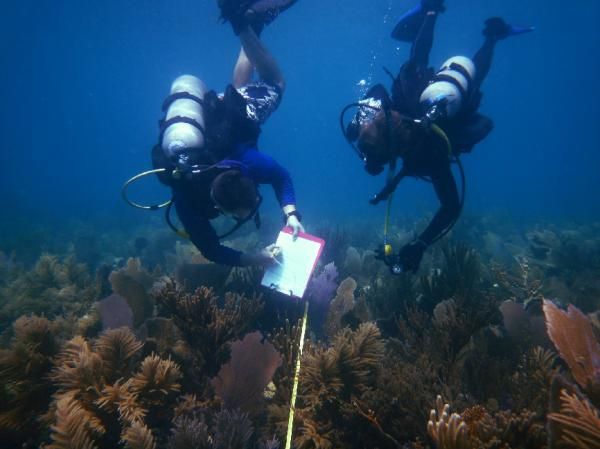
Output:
[[1, 1, 600, 448]]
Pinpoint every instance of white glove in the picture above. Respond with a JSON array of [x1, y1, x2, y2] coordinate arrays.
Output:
[[286, 214, 305, 240]]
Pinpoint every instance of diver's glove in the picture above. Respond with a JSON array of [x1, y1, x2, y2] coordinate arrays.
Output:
[[397, 239, 427, 274]]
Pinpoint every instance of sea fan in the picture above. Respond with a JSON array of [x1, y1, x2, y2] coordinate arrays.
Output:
[[543, 300, 600, 396], [130, 354, 182, 405], [47, 393, 105, 449], [211, 331, 282, 414], [94, 327, 143, 382], [548, 388, 600, 449], [121, 421, 157, 449]]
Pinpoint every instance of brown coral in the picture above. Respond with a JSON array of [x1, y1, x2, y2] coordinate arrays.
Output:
[[47, 393, 105, 449], [155, 282, 262, 378], [0, 315, 59, 433], [548, 388, 600, 449], [543, 300, 600, 399], [94, 327, 143, 383], [325, 276, 357, 338], [130, 354, 182, 406], [121, 421, 157, 449]]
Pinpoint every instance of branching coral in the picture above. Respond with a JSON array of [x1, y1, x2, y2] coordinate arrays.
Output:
[[0, 316, 59, 437], [548, 388, 600, 449], [47, 392, 105, 449], [155, 282, 263, 379], [543, 300, 600, 401], [130, 354, 182, 407], [427, 396, 470, 449], [42, 330, 183, 448], [94, 327, 143, 383], [167, 416, 211, 449], [212, 409, 254, 449], [121, 421, 157, 449], [325, 277, 357, 338], [509, 346, 559, 414], [270, 322, 385, 449], [0, 254, 100, 330]]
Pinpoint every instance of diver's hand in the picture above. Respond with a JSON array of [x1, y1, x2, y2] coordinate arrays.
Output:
[[398, 240, 427, 274], [286, 215, 305, 240], [241, 245, 281, 267]]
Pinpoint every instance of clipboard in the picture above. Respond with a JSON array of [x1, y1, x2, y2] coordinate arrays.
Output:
[[261, 227, 325, 298]]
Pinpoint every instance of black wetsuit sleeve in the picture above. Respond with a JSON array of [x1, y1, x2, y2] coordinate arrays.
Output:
[[418, 163, 460, 246], [173, 192, 243, 266], [410, 11, 437, 68]]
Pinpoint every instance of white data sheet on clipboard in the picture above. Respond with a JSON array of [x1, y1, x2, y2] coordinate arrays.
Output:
[[261, 227, 325, 298]]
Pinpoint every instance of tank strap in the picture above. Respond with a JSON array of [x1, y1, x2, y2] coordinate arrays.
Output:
[[158, 116, 206, 142], [433, 73, 468, 101], [162, 92, 204, 112], [447, 62, 473, 86]]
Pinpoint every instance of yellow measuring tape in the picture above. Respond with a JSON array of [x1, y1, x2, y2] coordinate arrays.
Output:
[[285, 299, 309, 449]]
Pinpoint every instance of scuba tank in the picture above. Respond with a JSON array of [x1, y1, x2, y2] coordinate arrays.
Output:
[[161, 75, 207, 159], [419, 56, 476, 119]]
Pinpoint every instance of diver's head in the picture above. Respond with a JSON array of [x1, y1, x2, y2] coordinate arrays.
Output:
[[211, 170, 260, 219], [357, 110, 417, 175]]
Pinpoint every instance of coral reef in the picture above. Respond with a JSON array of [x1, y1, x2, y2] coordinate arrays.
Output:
[[155, 282, 263, 380], [1, 216, 599, 448], [0, 254, 100, 331]]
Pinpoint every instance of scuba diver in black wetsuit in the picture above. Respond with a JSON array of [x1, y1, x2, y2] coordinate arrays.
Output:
[[125, 0, 302, 267], [341, 0, 534, 274]]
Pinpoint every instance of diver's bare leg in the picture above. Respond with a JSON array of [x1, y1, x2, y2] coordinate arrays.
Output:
[[233, 47, 254, 88], [238, 26, 285, 91]]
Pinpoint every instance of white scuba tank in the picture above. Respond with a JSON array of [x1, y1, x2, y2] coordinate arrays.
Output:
[[420, 56, 476, 118], [161, 75, 207, 158]]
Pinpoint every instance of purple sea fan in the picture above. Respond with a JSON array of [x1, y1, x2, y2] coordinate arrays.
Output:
[[306, 262, 339, 304], [211, 331, 282, 415], [96, 293, 134, 330]]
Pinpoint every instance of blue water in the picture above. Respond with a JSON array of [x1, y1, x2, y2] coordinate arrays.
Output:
[[1, 0, 599, 238]]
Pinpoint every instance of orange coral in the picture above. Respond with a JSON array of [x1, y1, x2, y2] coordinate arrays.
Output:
[[130, 354, 182, 406], [94, 327, 143, 382], [121, 421, 156, 449], [543, 300, 600, 396], [47, 393, 105, 449], [548, 389, 600, 449]]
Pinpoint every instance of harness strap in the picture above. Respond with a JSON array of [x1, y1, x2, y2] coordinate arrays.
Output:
[[158, 116, 206, 143], [433, 73, 468, 101], [447, 62, 473, 86], [162, 91, 204, 112]]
